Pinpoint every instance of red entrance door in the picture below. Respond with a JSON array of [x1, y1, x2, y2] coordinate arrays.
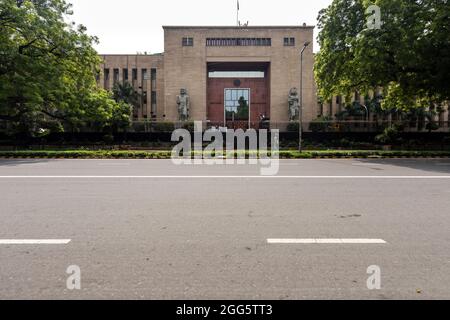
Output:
[[207, 77, 269, 129]]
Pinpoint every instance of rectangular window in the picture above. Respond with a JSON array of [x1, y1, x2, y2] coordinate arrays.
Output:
[[142, 91, 147, 105], [132, 68, 138, 81], [284, 37, 295, 46], [151, 68, 156, 91], [224, 88, 250, 122], [151, 91, 157, 116], [336, 95, 342, 112], [142, 69, 148, 81], [439, 110, 444, 127], [103, 68, 110, 89], [182, 37, 194, 46], [206, 38, 271, 47], [123, 68, 128, 82], [113, 69, 119, 84], [132, 105, 139, 119]]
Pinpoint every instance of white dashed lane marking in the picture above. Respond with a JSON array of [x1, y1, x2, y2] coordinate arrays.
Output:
[[0, 239, 71, 245], [267, 239, 387, 244]]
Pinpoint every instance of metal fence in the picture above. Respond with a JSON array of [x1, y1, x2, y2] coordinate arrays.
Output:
[[0, 120, 449, 134], [127, 120, 450, 133]]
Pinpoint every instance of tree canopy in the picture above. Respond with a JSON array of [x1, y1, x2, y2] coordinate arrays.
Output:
[[0, 0, 130, 136], [315, 0, 450, 110]]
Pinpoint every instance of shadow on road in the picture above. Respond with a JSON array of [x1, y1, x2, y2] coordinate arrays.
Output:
[[0, 159, 51, 167], [352, 158, 450, 175]]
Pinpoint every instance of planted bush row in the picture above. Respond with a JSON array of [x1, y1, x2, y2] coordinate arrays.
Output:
[[0, 150, 449, 159]]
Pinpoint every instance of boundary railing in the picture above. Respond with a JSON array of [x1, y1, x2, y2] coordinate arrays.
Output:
[[0, 120, 449, 133]]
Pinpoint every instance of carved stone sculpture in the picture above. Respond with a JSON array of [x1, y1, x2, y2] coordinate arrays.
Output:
[[288, 88, 299, 121], [177, 88, 190, 121]]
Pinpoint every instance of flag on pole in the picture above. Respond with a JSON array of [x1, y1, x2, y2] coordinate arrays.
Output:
[[237, 0, 240, 11]]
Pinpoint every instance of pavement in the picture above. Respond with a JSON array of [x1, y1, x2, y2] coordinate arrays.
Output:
[[0, 158, 449, 299]]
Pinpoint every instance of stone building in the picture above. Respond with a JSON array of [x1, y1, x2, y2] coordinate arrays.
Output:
[[99, 25, 318, 129]]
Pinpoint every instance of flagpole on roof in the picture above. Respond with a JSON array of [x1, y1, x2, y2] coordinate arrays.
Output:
[[237, 0, 240, 26]]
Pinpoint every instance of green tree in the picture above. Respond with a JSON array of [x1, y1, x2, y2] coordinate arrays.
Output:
[[315, 0, 450, 110], [0, 0, 130, 137], [112, 81, 140, 111]]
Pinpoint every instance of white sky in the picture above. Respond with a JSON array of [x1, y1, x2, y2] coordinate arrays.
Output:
[[69, 0, 333, 54]]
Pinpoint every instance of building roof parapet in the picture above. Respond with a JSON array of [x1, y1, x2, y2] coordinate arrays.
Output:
[[163, 25, 315, 30]]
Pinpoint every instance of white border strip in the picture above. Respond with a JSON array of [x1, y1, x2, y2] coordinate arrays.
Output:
[[267, 238, 387, 244], [0, 239, 71, 245], [0, 176, 449, 179], [0, 175, 450, 180]]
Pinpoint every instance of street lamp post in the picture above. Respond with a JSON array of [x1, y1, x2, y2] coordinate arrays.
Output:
[[299, 41, 310, 152]]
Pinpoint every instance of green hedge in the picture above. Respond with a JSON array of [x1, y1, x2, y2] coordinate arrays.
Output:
[[0, 150, 449, 159]]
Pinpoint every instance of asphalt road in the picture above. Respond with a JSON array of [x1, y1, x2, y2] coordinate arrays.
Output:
[[0, 158, 449, 299]]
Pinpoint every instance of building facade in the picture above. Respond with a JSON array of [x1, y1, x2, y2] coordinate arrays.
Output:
[[99, 54, 164, 120], [99, 25, 318, 129]]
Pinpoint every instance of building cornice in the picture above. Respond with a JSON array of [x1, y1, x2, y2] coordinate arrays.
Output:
[[163, 25, 315, 30], [99, 53, 164, 57]]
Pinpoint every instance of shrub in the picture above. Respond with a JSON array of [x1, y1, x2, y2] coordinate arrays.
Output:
[[339, 138, 352, 148], [375, 125, 401, 144], [426, 122, 439, 132], [309, 115, 332, 132], [181, 121, 195, 132], [152, 122, 175, 132], [286, 122, 299, 132], [102, 134, 115, 144]]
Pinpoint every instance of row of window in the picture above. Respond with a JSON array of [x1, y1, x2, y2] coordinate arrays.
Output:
[[103, 68, 156, 91], [103, 68, 156, 84], [206, 38, 272, 47], [102, 68, 157, 118], [283, 37, 295, 46], [141, 91, 157, 105], [182, 37, 298, 47], [182, 37, 194, 46]]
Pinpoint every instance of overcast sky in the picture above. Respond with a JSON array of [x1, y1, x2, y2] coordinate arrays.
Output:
[[69, 0, 333, 54]]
